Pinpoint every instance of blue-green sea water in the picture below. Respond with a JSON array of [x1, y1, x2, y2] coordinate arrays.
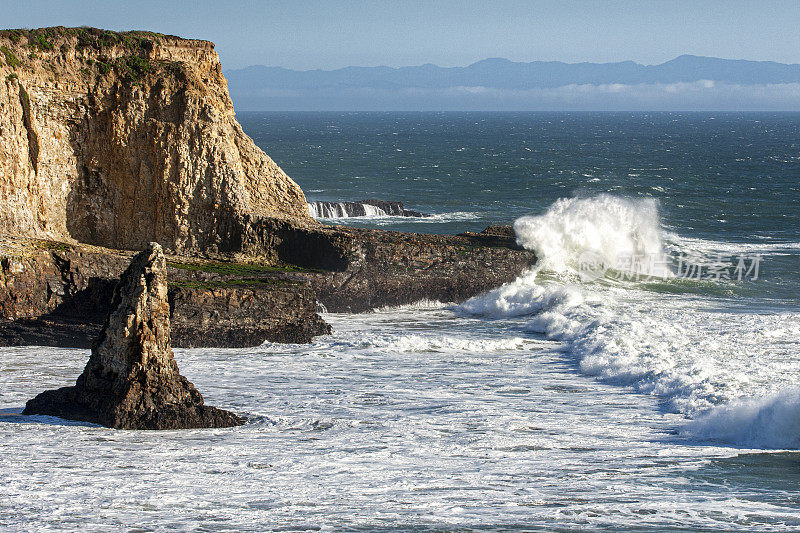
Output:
[[242, 111, 800, 303], [2, 112, 799, 531]]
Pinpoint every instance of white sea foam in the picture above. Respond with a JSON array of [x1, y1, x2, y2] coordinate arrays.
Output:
[[457, 270, 586, 318], [685, 387, 800, 449], [362, 211, 480, 225], [308, 200, 479, 224], [308, 201, 389, 218], [310, 208, 480, 224], [5, 314, 796, 531], [358, 333, 542, 353], [460, 194, 800, 447], [664, 231, 800, 257]]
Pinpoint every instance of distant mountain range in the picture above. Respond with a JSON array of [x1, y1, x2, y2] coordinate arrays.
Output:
[[225, 56, 800, 111]]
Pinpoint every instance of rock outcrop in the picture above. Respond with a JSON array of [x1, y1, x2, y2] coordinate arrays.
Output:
[[0, 236, 330, 348], [0, 27, 311, 253], [168, 268, 331, 347], [0, 27, 538, 350], [303, 225, 535, 312], [23, 242, 243, 429], [0, 224, 535, 346], [362, 199, 430, 218]]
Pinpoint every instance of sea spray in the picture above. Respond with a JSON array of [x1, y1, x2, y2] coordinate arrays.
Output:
[[308, 201, 388, 218], [513, 194, 670, 278], [460, 194, 800, 448]]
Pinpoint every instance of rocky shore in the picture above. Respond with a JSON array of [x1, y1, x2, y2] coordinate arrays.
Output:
[[0, 27, 535, 351], [0, 223, 533, 347]]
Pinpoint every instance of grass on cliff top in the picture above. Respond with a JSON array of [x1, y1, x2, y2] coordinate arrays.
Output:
[[0, 27, 179, 84], [1, 45, 21, 68], [0, 27, 174, 49], [167, 260, 304, 276], [169, 279, 299, 290]]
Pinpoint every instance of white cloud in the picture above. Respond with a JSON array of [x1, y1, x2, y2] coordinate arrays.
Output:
[[234, 81, 800, 110]]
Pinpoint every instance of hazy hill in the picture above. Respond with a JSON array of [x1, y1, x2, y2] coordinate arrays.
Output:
[[226, 56, 800, 111]]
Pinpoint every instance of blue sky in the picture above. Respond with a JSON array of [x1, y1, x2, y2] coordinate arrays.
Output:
[[5, 0, 800, 70]]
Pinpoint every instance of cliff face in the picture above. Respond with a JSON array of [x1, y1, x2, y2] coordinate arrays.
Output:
[[0, 27, 539, 351], [0, 27, 310, 254]]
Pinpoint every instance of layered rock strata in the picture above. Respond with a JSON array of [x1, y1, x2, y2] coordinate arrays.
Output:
[[23, 243, 243, 429], [168, 272, 331, 347], [0, 27, 311, 253], [303, 225, 535, 312]]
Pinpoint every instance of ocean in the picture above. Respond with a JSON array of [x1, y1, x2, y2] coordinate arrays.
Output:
[[2, 112, 800, 531]]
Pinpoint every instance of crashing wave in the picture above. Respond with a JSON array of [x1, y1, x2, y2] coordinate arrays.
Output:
[[513, 194, 670, 278], [308, 199, 430, 219], [459, 193, 800, 449], [684, 388, 800, 449]]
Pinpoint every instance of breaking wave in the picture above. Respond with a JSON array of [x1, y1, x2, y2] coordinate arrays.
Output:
[[307, 199, 480, 226], [459, 194, 800, 449], [684, 388, 800, 449], [308, 201, 390, 218], [513, 194, 669, 276]]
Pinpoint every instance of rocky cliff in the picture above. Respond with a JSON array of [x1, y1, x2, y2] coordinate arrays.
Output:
[[0, 27, 537, 350], [0, 27, 310, 254], [0, 236, 329, 348]]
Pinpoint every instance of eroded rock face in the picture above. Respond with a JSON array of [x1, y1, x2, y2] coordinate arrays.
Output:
[[0, 27, 311, 253], [23, 242, 242, 429], [169, 281, 331, 348], [0, 238, 332, 348]]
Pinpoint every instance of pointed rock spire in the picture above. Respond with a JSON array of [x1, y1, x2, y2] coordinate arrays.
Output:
[[23, 243, 243, 429]]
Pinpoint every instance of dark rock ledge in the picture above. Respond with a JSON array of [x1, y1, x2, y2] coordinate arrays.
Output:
[[0, 237, 330, 348], [0, 222, 535, 348], [23, 243, 243, 429]]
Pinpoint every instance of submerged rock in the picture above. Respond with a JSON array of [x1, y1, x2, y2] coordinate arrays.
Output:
[[23, 243, 243, 429]]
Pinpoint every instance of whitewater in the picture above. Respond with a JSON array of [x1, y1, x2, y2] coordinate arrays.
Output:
[[3, 194, 799, 530], [3, 112, 800, 531], [459, 194, 800, 449]]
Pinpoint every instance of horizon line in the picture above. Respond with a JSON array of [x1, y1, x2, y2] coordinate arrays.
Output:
[[226, 54, 800, 73]]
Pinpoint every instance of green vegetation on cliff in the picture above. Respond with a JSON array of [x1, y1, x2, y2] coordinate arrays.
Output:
[[168, 260, 303, 275], [1, 45, 20, 68], [0, 27, 170, 51], [0, 27, 179, 84]]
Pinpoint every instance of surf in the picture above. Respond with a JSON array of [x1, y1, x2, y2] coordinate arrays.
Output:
[[459, 193, 800, 449]]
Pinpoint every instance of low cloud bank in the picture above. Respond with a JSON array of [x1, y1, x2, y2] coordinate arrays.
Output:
[[230, 81, 800, 111]]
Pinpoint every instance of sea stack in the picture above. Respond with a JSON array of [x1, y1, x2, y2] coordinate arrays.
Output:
[[23, 243, 243, 429]]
